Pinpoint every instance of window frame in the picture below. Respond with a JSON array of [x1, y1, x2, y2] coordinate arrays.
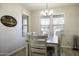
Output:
[[40, 14, 64, 35], [40, 16, 50, 34], [53, 14, 64, 35], [22, 14, 29, 37]]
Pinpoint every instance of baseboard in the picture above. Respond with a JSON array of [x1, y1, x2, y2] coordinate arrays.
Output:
[[0, 46, 25, 56], [0, 53, 8, 56], [7, 46, 25, 56], [61, 45, 72, 49]]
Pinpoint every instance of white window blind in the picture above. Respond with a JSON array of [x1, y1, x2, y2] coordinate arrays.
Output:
[[53, 14, 64, 35], [40, 14, 64, 35], [22, 14, 28, 37], [40, 16, 50, 34]]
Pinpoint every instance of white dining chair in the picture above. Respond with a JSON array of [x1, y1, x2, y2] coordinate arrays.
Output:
[[29, 35, 48, 56]]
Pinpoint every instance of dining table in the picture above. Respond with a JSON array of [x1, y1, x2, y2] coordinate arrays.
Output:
[[47, 35, 58, 56], [26, 33, 59, 56]]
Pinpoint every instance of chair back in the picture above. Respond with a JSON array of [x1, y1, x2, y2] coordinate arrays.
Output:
[[29, 35, 48, 56]]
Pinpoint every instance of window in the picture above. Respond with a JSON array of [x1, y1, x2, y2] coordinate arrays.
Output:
[[40, 14, 64, 35], [40, 16, 50, 34], [22, 14, 29, 37], [53, 14, 64, 35]]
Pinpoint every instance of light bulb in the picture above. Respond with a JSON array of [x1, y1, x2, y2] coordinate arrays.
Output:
[[41, 9, 53, 16], [48, 12, 51, 15], [41, 11, 46, 16], [45, 9, 48, 13], [50, 10, 53, 14], [43, 12, 46, 16], [41, 11, 44, 15]]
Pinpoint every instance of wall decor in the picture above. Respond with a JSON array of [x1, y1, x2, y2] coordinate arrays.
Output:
[[0, 15, 17, 27]]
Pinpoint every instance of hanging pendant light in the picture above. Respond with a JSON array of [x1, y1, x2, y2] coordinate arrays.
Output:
[[41, 3, 53, 16]]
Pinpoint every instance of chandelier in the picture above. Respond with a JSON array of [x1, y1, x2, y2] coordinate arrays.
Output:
[[41, 3, 53, 16]]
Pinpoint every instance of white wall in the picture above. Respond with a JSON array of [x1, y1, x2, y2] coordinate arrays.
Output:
[[30, 5, 79, 48], [0, 4, 30, 55]]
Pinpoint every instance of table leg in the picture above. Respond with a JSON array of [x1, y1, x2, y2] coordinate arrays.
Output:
[[54, 46, 58, 56]]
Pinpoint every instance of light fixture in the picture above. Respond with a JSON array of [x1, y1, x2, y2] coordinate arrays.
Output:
[[41, 3, 53, 16]]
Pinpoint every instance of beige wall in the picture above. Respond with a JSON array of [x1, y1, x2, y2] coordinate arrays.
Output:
[[0, 4, 30, 55], [30, 5, 79, 48], [30, 11, 41, 32]]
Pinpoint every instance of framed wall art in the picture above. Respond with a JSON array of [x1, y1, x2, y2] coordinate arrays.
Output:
[[0, 15, 17, 27]]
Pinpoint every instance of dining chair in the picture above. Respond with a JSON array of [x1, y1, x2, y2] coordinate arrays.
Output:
[[29, 35, 48, 56]]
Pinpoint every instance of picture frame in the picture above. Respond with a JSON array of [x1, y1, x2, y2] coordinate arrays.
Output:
[[0, 15, 17, 27]]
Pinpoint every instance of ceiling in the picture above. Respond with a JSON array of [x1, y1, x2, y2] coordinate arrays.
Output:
[[20, 3, 79, 11]]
